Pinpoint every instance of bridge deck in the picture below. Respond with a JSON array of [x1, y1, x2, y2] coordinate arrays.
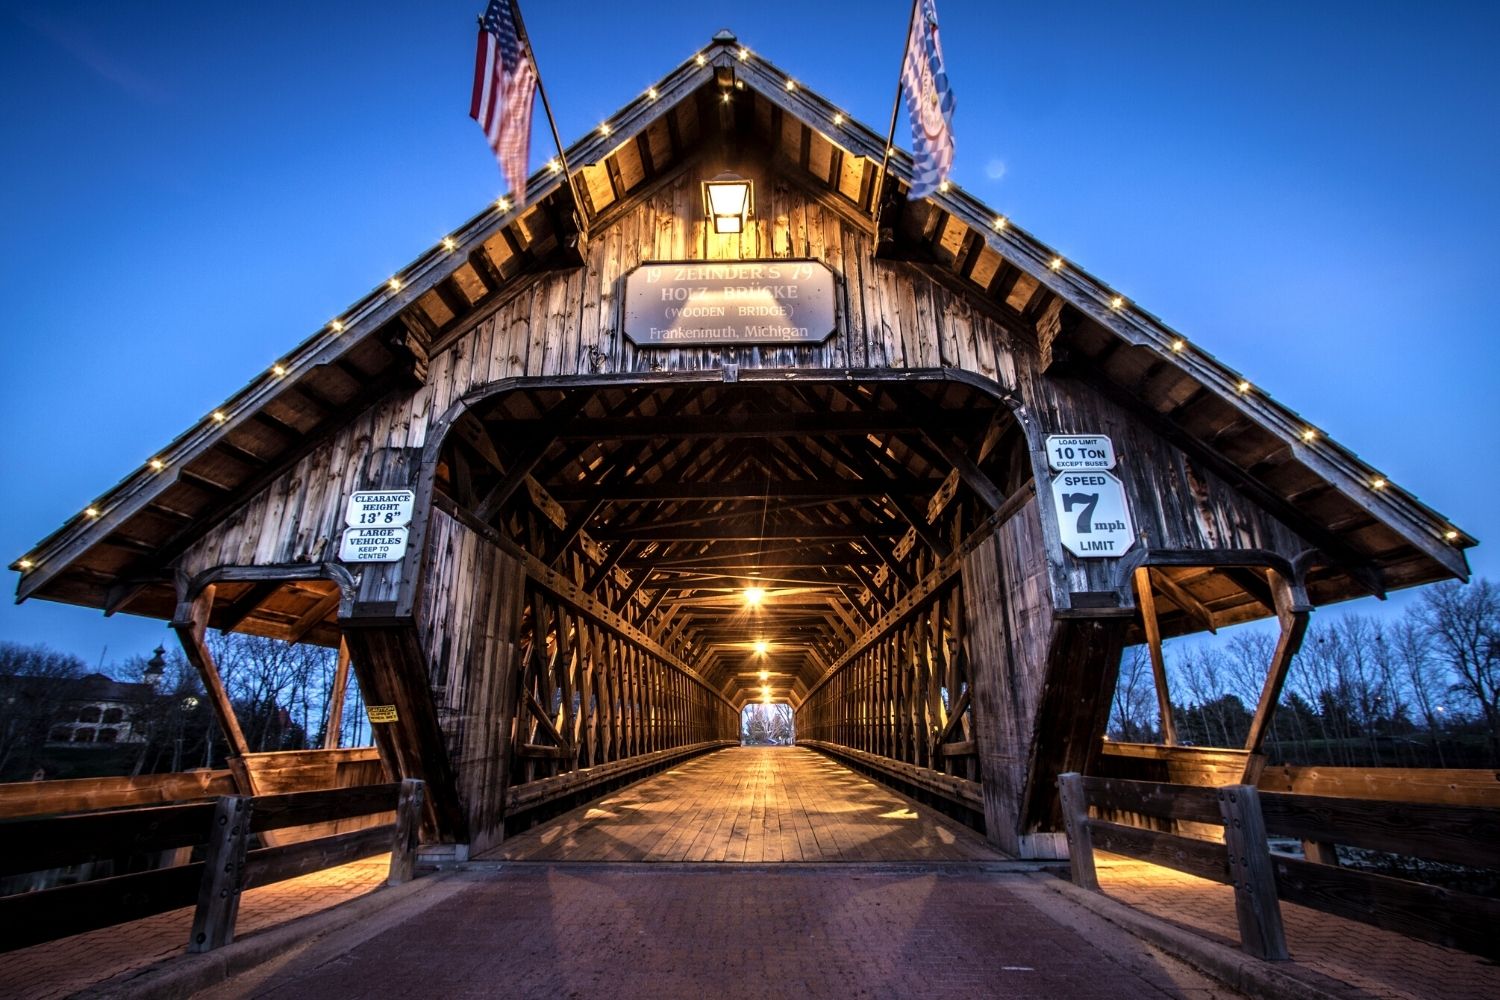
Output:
[[484, 746, 1001, 862]]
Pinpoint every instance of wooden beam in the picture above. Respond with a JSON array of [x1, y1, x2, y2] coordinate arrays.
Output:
[[171, 585, 252, 764], [1134, 567, 1178, 746], [1149, 569, 1217, 635], [1243, 570, 1310, 764], [323, 638, 351, 750], [286, 588, 342, 644], [217, 581, 282, 633]]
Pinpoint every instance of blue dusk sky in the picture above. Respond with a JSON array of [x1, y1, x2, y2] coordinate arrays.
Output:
[[1, 1, 1496, 666]]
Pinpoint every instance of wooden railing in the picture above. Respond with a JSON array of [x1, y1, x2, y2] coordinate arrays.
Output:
[[0, 779, 424, 954], [1057, 772, 1500, 962]]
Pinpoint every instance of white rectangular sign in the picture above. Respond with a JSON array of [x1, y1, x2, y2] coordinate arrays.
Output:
[[338, 526, 409, 563], [1045, 435, 1116, 471], [344, 490, 415, 528], [1050, 470, 1135, 558]]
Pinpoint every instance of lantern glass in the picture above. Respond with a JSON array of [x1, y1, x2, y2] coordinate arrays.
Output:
[[704, 172, 752, 234]]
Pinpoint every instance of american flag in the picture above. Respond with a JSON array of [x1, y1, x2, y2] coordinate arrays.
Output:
[[470, 0, 537, 202], [900, 0, 956, 200]]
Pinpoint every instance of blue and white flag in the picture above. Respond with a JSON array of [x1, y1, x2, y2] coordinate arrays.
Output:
[[900, 0, 956, 200]]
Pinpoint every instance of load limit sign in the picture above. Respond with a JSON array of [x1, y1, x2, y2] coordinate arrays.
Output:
[[1050, 469, 1136, 558]]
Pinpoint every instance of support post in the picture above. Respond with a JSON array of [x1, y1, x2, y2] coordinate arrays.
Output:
[[1243, 569, 1309, 764], [1133, 567, 1177, 746], [1216, 784, 1289, 961], [388, 778, 426, 886], [172, 585, 253, 763], [1056, 772, 1099, 891], [323, 638, 352, 749], [188, 795, 253, 953]]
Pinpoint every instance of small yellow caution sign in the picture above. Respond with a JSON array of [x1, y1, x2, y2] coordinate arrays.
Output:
[[366, 704, 399, 724]]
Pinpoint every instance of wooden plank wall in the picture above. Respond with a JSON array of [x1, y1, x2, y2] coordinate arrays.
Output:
[[417, 509, 527, 855]]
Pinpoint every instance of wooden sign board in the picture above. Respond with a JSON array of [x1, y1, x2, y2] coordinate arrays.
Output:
[[622, 260, 836, 346]]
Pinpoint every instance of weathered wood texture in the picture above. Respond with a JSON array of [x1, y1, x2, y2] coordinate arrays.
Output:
[[173, 179, 1317, 607], [0, 770, 236, 820]]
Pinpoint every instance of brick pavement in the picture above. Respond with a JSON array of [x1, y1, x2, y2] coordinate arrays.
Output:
[[196, 866, 1236, 1000], [1094, 855, 1500, 1000], [0, 856, 391, 1000]]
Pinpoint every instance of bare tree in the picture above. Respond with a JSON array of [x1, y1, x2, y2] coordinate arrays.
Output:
[[0, 642, 88, 777], [1418, 580, 1500, 761], [1109, 646, 1158, 742]]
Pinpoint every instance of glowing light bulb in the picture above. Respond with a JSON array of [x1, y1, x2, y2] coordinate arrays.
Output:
[[149, 458, 165, 472], [1236, 380, 1251, 394], [738, 48, 749, 61], [744, 586, 765, 606], [272, 363, 287, 376], [1371, 477, 1387, 490], [547, 158, 561, 173], [442, 236, 457, 251], [1445, 529, 1459, 541], [387, 277, 402, 291], [993, 216, 1007, 230], [721, 92, 731, 104], [18, 558, 33, 570], [212, 410, 227, 423], [84, 507, 99, 518], [1301, 428, 1318, 443], [1049, 257, 1063, 271], [937, 180, 950, 193], [497, 196, 511, 211], [785, 79, 796, 92], [330, 319, 345, 333], [1171, 339, 1186, 353], [599, 122, 611, 136], [695, 54, 707, 67], [758, 670, 770, 682], [754, 640, 768, 654], [647, 87, 659, 100], [1111, 296, 1125, 310], [832, 113, 844, 126]]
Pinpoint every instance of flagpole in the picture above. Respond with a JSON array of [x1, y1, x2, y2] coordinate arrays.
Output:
[[506, 0, 589, 241], [871, 0, 922, 240]]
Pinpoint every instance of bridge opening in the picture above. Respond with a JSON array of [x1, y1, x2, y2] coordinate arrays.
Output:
[[740, 703, 794, 745], [423, 370, 1033, 853]]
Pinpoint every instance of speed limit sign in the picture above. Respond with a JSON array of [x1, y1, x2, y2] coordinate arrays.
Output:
[[1050, 470, 1136, 558]]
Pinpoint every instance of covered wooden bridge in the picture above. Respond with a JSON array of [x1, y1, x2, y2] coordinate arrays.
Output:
[[6, 30, 1493, 982]]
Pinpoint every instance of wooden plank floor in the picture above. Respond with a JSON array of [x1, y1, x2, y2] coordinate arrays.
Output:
[[482, 746, 1003, 862]]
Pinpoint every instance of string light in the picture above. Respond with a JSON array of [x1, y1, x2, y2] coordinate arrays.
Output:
[[1110, 296, 1125, 310], [1236, 380, 1252, 394], [599, 122, 611, 136], [442, 236, 458, 252], [18, 559, 33, 570], [937, 180, 950, 193], [992, 216, 1007, 231], [496, 196, 511, 211], [738, 47, 749, 61], [1301, 428, 1318, 443], [647, 86, 659, 100], [84, 507, 99, 519], [721, 92, 731, 104], [886, 145, 895, 156], [1445, 529, 1460, 542], [695, 54, 707, 67], [546, 158, 561, 174], [785, 79, 796, 92], [212, 410, 227, 423], [758, 669, 770, 682], [1170, 339, 1186, 353], [149, 458, 166, 472], [744, 586, 765, 606], [1048, 257, 1063, 271], [330, 319, 345, 334], [272, 363, 288, 377], [753, 640, 769, 654], [387, 277, 402, 292], [1371, 477, 1387, 490], [832, 113, 844, 126]]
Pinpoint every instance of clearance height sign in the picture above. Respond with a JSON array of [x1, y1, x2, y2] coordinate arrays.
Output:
[[1044, 435, 1136, 558]]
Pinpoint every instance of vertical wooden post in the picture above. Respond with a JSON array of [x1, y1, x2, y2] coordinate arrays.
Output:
[[1133, 567, 1177, 746], [189, 795, 253, 953], [387, 778, 426, 886], [171, 585, 253, 763], [1244, 569, 1310, 768], [1216, 784, 1289, 961], [1056, 772, 1099, 891], [323, 638, 352, 749]]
